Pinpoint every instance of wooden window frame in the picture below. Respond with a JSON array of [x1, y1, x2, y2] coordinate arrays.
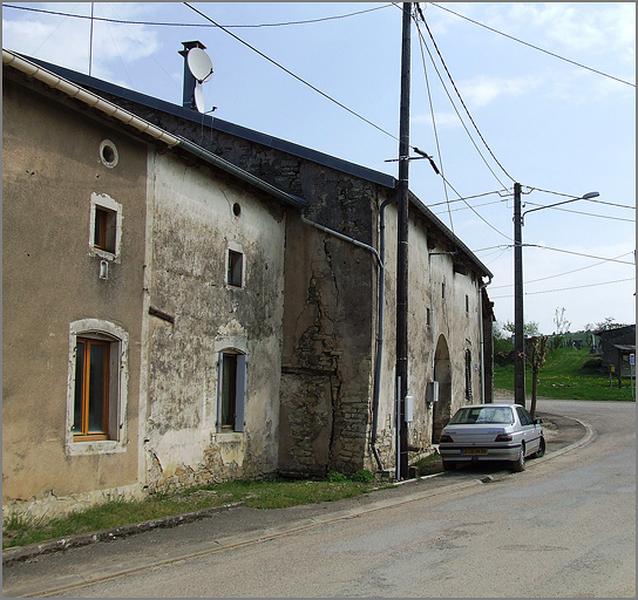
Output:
[[89, 193, 122, 262], [73, 337, 111, 442], [93, 207, 115, 253]]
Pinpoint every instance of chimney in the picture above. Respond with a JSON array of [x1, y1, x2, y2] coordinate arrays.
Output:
[[178, 40, 206, 110]]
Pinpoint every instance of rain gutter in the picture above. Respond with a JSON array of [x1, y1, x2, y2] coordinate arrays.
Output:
[[3, 49, 304, 209]]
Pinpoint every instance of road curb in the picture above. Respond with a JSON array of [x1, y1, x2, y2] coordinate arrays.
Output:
[[528, 412, 596, 469], [18, 478, 486, 598], [2, 502, 243, 567], [3, 412, 594, 574]]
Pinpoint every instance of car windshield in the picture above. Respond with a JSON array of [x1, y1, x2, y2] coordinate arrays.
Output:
[[449, 406, 514, 425]]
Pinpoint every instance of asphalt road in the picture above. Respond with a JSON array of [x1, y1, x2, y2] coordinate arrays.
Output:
[[4, 399, 635, 598]]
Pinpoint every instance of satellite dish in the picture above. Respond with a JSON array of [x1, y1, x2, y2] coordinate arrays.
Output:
[[193, 82, 205, 113], [187, 47, 213, 82]]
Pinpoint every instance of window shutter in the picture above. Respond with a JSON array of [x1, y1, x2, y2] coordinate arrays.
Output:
[[215, 354, 223, 433], [235, 354, 247, 432]]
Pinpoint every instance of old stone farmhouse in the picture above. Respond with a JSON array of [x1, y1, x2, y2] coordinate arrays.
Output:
[[3, 48, 495, 518]]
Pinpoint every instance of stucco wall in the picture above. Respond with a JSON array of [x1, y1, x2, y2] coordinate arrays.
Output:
[[143, 152, 287, 490], [373, 200, 484, 468], [3, 78, 146, 514], [92, 89, 488, 475], [278, 214, 376, 476]]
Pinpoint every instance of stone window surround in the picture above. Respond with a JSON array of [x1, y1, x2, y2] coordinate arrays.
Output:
[[89, 192, 123, 263], [65, 319, 129, 456], [214, 336, 247, 436]]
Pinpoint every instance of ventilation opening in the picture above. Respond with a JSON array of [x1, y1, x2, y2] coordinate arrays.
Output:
[[99, 140, 119, 168]]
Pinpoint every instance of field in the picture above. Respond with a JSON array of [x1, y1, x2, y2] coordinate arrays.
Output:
[[494, 347, 635, 401]]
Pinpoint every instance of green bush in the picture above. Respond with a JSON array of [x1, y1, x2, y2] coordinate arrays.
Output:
[[581, 356, 603, 371], [326, 471, 348, 483], [350, 469, 374, 483]]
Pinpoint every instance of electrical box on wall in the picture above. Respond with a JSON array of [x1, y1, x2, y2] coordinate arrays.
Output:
[[405, 395, 414, 422], [427, 381, 439, 404]]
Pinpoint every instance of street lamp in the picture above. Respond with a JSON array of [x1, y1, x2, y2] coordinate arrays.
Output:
[[513, 185, 600, 406], [521, 191, 600, 224]]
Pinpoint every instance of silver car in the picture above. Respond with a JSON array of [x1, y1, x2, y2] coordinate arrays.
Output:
[[438, 403, 545, 472]]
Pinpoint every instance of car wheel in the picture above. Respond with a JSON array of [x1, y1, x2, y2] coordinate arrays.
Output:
[[511, 445, 526, 472], [442, 460, 456, 471], [534, 437, 546, 458]]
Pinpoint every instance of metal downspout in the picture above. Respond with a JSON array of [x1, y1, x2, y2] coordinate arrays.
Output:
[[370, 198, 394, 471], [479, 276, 493, 403], [300, 212, 388, 471]]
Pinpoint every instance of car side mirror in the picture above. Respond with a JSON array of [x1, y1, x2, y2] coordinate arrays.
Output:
[[533, 418, 543, 425]]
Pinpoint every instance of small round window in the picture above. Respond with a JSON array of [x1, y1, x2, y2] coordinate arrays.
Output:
[[99, 140, 119, 168], [232, 203, 241, 217]]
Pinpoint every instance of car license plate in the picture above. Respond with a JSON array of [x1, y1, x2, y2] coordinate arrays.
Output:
[[462, 448, 487, 456]]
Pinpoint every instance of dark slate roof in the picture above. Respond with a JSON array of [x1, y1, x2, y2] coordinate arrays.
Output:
[[595, 324, 636, 337], [23, 56, 395, 189], [17, 53, 492, 278]]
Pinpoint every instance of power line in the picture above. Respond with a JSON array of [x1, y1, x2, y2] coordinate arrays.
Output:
[[523, 201, 634, 223], [473, 244, 510, 254], [416, 7, 517, 183], [490, 277, 635, 299], [524, 244, 635, 265], [473, 243, 635, 265], [525, 187, 635, 210], [435, 175, 513, 241], [434, 196, 510, 216], [411, 17, 510, 191], [444, 196, 634, 222], [4, 3, 394, 28], [183, 3, 510, 242], [490, 251, 635, 289], [416, 6, 453, 231], [427, 189, 510, 208], [182, 2, 398, 141], [415, 4, 453, 232], [428, 2, 636, 89]]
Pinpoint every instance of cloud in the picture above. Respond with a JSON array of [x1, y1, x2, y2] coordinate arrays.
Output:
[[412, 111, 461, 128], [465, 2, 636, 72], [484, 239, 635, 332], [2, 3, 159, 86], [458, 75, 540, 108]]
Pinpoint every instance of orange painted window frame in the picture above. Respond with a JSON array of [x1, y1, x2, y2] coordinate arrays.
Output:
[[74, 338, 110, 442]]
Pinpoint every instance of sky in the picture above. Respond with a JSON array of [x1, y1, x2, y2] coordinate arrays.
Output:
[[3, 2, 635, 334]]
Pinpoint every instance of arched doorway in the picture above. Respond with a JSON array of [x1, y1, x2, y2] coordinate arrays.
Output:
[[432, 335, 452, 443]]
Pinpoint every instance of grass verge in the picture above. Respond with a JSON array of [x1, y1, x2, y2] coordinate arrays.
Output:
[[412, 452, 443, 476], [494, 348, 635, 401], [3, 476, 378, 550]]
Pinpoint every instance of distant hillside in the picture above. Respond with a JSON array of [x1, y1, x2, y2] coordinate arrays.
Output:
[[494, 347, 634, 401]]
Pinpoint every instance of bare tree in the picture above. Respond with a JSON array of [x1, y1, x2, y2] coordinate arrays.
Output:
[[586, 316, 629, 332], [526, 335, 549, 417], [553, 307, 571, 335]]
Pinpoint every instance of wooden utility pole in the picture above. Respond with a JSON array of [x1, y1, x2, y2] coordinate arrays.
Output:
[[396, 2, 411, 479], [513, 182, 526, 406]]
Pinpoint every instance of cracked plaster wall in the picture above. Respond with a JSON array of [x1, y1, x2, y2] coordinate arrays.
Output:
[[144, 152, 286, 492], [373, 200, 484, 468], [3, 79, 145, 517], [92, 93, 487, 475]]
